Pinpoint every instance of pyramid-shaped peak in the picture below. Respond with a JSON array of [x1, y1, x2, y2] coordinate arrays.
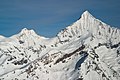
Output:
[[81, 10, 94, 19], [83, 11, 91, 15], [82, 10, 92, 16]]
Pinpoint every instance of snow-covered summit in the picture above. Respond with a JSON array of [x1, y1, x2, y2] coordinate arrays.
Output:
[[12, 28, 47, 40], [20, 28, 36, 35], [81, 10, 94, 19], [57, 11, 120, 44], [0, 11, 120, 80], [18, 28, 46, 39]]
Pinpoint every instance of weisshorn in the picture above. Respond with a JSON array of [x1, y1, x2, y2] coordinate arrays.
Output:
[[0, 11, 120, 80]]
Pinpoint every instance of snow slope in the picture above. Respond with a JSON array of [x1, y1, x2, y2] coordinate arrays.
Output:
[[0, 11, 120, 80]]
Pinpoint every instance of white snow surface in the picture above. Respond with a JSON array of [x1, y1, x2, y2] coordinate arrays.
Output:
[[0, 11, 120, 80]]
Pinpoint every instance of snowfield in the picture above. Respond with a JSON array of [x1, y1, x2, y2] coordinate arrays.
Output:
[[0, 11, 120, 80]]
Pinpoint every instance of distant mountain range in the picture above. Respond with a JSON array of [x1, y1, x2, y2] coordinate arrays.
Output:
[[0, 11, 120, 80]]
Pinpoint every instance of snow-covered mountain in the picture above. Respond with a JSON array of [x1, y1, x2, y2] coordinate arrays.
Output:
[[0, 11, 120, 80]]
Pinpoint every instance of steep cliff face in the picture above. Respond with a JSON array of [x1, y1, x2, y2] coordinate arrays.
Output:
[[0, 11, 120, 80]]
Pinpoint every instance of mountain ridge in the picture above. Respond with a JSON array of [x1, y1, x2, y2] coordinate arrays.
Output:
[[0, 11, 120, 80]]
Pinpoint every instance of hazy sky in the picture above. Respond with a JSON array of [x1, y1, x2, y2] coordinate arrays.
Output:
[[0, 0, 120, 37]]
